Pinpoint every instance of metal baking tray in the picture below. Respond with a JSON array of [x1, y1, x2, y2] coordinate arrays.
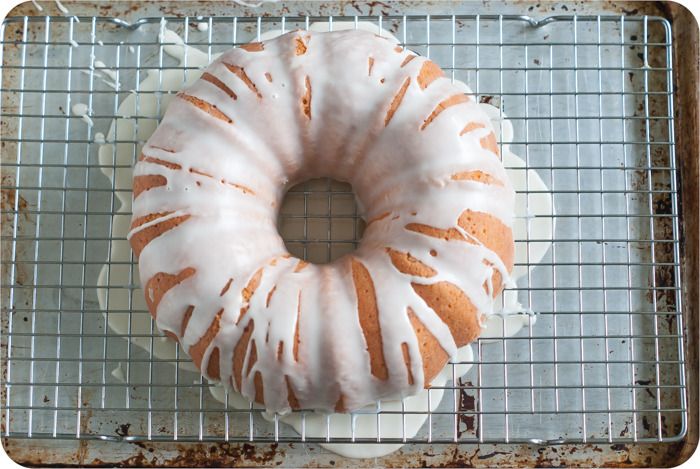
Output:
[[1, 1, 697, 467]]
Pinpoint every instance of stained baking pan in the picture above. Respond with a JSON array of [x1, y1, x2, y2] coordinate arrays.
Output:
[[1, 1, 697, 467]]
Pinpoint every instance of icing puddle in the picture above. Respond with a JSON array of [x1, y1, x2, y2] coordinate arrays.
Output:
[[96, 22, 553, 458]]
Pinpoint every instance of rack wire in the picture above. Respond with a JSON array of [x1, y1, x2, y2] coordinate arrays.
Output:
[[0, 13, 687, 446]]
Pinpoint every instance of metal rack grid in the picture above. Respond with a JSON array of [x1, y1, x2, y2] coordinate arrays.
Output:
[[0, 13, 686, 446]]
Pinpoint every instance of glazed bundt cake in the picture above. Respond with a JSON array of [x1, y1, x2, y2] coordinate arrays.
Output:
[[129, 29, 515, 413]]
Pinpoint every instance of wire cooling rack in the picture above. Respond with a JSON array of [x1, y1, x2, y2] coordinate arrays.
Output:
[[0, 13, 687, 446]]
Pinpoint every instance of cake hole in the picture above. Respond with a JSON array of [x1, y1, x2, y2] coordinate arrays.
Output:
[[277, 178, 366, 264]]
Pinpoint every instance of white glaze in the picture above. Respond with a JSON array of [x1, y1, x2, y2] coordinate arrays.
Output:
[[231, 0, 278, 7], [94, 60, 119, 84], [82, 66, 121, 91], [96, 23, 553, 458], [71, 102, 88, 116], [111, 362, 126, 382], [54, 0, 68, 14], [71, 102, 94, 126], [31, 0, 43, 12]]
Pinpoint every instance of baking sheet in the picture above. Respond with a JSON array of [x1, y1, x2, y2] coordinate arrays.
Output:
[[0, 1, 691, 467]]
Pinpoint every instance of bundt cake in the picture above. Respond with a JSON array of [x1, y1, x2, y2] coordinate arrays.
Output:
[[128, 29, 515, 413]]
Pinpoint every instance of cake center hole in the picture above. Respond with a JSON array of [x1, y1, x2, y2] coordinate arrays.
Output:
[[278, 178, 366, 264]]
